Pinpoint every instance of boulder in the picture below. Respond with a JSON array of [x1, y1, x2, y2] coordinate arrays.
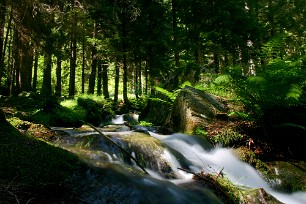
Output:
[[139, 99, 172, 126], [0, 109, 5, 122], [168, 86, 227, 133]]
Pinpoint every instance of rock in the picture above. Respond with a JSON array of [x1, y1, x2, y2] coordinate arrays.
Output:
[[139, 99, 172, 126], [168, 86, 227, 133], [0, 109, 6, 122], [243, 188, 282, 204]]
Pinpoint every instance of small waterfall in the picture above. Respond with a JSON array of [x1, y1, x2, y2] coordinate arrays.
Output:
[[51, 123, 306, 203], [149, 132, 306, 204], [112, 115, 125, 124]]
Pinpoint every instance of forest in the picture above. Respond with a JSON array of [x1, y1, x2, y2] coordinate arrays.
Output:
[[0, 0, 306, 203], [0, 0, 305, 100]]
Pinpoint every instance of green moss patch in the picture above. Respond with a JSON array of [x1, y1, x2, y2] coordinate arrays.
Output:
[[0, 120, 84, 185]]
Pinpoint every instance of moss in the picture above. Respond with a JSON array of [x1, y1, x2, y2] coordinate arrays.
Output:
[[265, 161, 306, 192], [0, 120, 84, 185], [233, 147, 271, 178]]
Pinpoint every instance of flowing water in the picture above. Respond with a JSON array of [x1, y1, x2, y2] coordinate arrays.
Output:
[[51, 115, 306, 203]]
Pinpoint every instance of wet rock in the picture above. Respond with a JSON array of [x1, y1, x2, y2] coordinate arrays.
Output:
[[243, 188, 282, 204]]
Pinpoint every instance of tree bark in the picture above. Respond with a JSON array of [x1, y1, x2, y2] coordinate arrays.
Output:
[[81, 32, 85, 94], [97, 62, 102, 96], [102, 62, 109, 99], [88, 22, 97, 94], [13, 27, 20, 95], [122, 16, 129, 104], [114, 58, 120, 102], [172, 0, 179, 66], [69, 34, 77, 97], [32, 49, 38, 92], [19, 36, 33, 92], [0, 0, 6, 86], [55, 54, 62, 97], [42, 52, 52, 95]]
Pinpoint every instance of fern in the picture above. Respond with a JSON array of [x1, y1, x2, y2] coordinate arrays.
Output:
[[261, 33, 289, 60], [154, 86, 177, 102]]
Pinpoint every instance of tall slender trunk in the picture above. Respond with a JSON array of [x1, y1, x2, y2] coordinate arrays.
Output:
[[20, 36, 33, 92], [138, 59, 142, 96], [13, 27, 20, 95], [134, 57, 139, 99], [97, 62, 102, 96], [114, 58, 120, 102], [172, 0, 179, 66], [102, 62, 109, 99], [55, 54, 62, 96], [0, 0, 6, 86], [32, 48, 38, 92], [88, 22, 97, 94], [42, 52, 52, 95], [122, 18, 129, 104], [69, 34, 77, 97], [82, 32, 85, 93], [145, 60, 148, 95]]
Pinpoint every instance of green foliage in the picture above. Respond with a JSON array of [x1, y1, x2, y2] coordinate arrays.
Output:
[[129, 97, 147, 110], [261, 33, 289, 59], [228, 111, 250, 120], [138, 121, 153, 127], [194, 127, 208, 136], [154, 86, 178, 102], [77, 96, 114, 126], [208, 130, 244, 147]]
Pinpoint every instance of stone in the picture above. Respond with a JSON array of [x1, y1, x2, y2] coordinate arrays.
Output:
[[168, 86, 228, 133]]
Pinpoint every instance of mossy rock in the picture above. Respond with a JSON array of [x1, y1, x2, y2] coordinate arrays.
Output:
[[139, 99, 172, 126], [121, 133, 176, 178], [233, 147, 271, 178], [265, 161, 306, 192], [0, 109, 5, 122], [170, 86, 227, 133]]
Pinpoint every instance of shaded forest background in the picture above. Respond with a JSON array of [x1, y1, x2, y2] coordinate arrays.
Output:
[[0, 0, 305, 104]]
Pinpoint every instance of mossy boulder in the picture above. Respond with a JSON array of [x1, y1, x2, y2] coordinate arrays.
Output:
[[139, 99, 172, 126], [168, 86, 228, 133], [121, 132, 176, 178], [0, 109, 6, 122]]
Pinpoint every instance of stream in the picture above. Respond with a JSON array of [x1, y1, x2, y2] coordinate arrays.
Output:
[[51, 115, 306, 204]]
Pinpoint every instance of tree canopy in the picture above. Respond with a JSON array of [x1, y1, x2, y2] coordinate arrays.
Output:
[[0, 0, 305, 103]]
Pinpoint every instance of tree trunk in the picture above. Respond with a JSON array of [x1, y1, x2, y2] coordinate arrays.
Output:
[[138, 58, 142, 96], [55, 54, 62, 97], [32, 48, 38, 92], [172, 0, 179, 66], [97, 62, 102, 96], [0, 0, 6, 86], [114, 58, 120, 102], [69, 34, 77, 97], [134, 57, 139, 99], [42, 52, 52, 95], [13, 27, 20, 95], [102, 62, 109, 99], [122, 18, 129, 104], [88, 22, 97, 94], [145, 60, 148, 95], [19, 36, 33, 92], [81, 32, 85, 94]]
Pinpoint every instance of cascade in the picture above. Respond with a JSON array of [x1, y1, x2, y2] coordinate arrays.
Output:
[[51, 117, 306, 203]]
